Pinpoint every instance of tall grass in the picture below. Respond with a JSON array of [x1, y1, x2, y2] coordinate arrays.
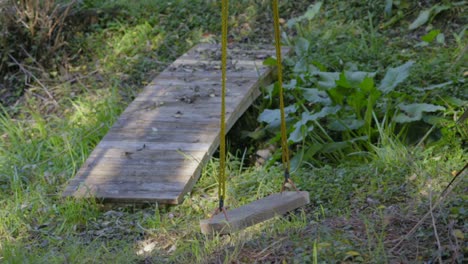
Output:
[[0, 83, 125, 258], [0, 0, 465, 262]]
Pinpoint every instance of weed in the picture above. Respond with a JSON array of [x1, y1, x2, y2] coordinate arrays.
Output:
[[257, 1, 467, 167], [0, 0, 78, 105], [0, 0, 466, 263]]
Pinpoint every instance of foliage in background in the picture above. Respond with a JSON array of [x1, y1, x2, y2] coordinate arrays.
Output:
[[257, 1, 467, 167], [0, 0, 466, 263], [0, 0, 79, 105]]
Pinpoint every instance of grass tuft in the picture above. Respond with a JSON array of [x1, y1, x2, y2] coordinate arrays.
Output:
[[0, 0, 466, 262]]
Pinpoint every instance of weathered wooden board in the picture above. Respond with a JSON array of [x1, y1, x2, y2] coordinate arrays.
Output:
[[200, 191, 310, 235], [63, 43, 289, 204]]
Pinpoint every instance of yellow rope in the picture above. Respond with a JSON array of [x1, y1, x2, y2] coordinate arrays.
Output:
[[272, 0, 290, 173], [218, 0, 229, 205], [216, 0, 288, 208]]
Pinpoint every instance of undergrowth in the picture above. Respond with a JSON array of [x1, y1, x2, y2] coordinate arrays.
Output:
[[0, 0, 467, 263]]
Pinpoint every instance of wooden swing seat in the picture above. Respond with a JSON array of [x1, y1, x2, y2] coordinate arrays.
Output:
[[200, 191, 309, 235]]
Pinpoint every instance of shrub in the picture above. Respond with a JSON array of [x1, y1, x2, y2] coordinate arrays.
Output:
[[0, 0, 76, 105]]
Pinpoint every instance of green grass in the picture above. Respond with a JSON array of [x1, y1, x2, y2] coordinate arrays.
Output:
[[1, 0, 467, 263]]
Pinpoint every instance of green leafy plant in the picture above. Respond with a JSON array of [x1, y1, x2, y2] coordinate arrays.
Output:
[[408, 3, 452, 30], [258, 37, 460, 166], [286, 1, 323, 29]]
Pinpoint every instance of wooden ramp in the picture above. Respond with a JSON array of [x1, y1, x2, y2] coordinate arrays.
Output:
[[63, 43, 288, 204]]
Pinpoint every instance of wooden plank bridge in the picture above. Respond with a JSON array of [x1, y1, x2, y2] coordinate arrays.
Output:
[[63, 43, 288, 204]]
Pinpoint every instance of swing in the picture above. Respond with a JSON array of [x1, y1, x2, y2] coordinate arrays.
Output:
[[200, 0, 309, 235]]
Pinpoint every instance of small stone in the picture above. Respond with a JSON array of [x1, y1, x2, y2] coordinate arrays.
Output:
[[366, 197, 380, 206], [168, 244, 177, 253], [144, 242, 157, 252]]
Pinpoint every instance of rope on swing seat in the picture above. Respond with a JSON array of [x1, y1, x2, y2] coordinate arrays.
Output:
[[200, 0, 310, 235]]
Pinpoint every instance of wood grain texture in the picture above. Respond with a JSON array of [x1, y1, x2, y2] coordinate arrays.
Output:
[[200, 191, 310, 234], [63, 43, 290, 204]]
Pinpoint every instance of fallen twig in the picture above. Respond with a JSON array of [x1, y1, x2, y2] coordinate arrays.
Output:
[[8, 54, 59, 106], [429, 186, 442, 264], [390, 162, 467, 252]]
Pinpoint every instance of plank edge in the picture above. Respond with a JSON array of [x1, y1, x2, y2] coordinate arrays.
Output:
[[200, 191, 310, 235]]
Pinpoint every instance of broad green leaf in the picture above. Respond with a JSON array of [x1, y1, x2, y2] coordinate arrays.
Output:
[[394, 103, 445, 123], [345, 71, 376, 85], [433, 5, 451, 16], [289, 123, 307, 143], [328, 118, 365, 131], [348, 91, 367, 114], [286, 2, 323, 28], [305, 144, 323, 158], [344, 62, 358, 71], [290, 150, 303, 172], [327, 87, 345, 105], [378, 61, 414, 93], [321, 141, 349, 153], [400, 103, 445, 114], [384, 0, 393, 17], [423, 115, 450, 126], [293, 58, 319, 73], [336, 72, 352, 88], [312, 60, 327, 71], [316, 72, 340, 89], [294, 37, 310, 56], [289, 115, 316, 143], [303, 2, 323, 20], [414, 41, 429, 48], [365, 89, 381, 124], [258, 109, 279, 124], [264, 83, 278, 100], [293, 58, 308, 73], [315, 71, 375, 89], [263, 57, 277, 66], [320, 137, 368, 153], [441, 96, 466, 107], [359, 77, 375, 93], [302, 88, 331, 105], [289, 106, 341, 142], [242, 128, 266, 140], [303, 106, 341, 122], [436, 33, 445, 44], [258, 105, 296, 125], [286, 18, 299, 29], [283, 79, 297, 90], [290, 144, 322, 171], [412, 81, 452, 92], [349, 136, 369, 143], [408, 4, 450, 32], [421, 29, 441, 42], [458, 110, 468, 124], [408, 9, 431, 30]]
